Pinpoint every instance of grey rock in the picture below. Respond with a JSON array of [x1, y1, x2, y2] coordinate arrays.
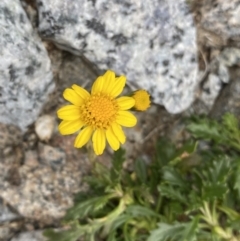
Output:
[[218, 63, 229, 83], [0, 146, 90, 224], [200, 0, 240, 43], [0, 226, 13, 241], [0, 221, 21, 241], [200, 74, 222, 110], [36, 0, 198, 113], [0, 199, 20, 223], [0, 123, 22, 149], [35, 115, 56, 142], [218, 48, 240, 67], [38, 143, 66, 170], [210, 67, 240, 119], [197, 47, 240, 111], [0, 0, 54, 131], [11, 231, 46, 241]]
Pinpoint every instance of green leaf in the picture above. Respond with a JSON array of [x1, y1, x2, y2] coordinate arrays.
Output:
[[148, 220, 200, 241], [187, 117, 222, 142], [155, 138, 177, 166], [123, 223, 133, 241], [209, 159, 231, 183], [110, 148, 125, 182], [233, 158, 240, 197], [193, 157, 231, 201], [218, 205, 240, 220], [43, 225, 83, 241], [94, 162, 112, 184], [168, 201, 184, 216], [107, 230, 118, 241], [110, 214, 132, 231], [64, 195, 111, 221], [202, 183, 228, 200], [125, 205, 159, 218], [182, 216, 199, 241], [147, 222, 187, 241], [134, 158, 147, 183], [170, 141, 198, 166], [158, 184, 186, 203], [112, 148, 126, 171], [222, 113, 239, 135], [162, 166, 187, 189]]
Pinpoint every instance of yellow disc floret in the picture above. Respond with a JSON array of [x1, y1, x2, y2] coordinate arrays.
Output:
[[81, 93, 118, 129], [132, 90, 151, 111]]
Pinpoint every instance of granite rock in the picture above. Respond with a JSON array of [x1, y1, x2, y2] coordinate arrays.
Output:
[[11, 231, 46, 241], [199, 0, 240, 46], [0, 198, 20, 224], [210, 67, 240, 119], [0, 0, 54, 131], [38, 143, 66, 170], [0, 123, 22, 150], [0, 145, 90, 224], [218, 48, 240, 67], [199, 47, 240, 111], [0, 219, 22, 241], [200, 73, 222, 108], [36, 0, 198, 113]]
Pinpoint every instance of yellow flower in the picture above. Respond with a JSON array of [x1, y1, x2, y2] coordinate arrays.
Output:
[[132, 90, 151, 111], [57, 70, 137, 155]]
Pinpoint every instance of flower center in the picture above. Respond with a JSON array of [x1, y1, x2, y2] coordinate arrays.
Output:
[[81, 93, 118, 129]]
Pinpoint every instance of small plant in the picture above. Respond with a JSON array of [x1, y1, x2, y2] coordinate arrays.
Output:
[[44, 113, 240, 241]]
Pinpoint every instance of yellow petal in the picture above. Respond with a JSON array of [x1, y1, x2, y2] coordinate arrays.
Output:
[[74, 126, 93, 148], [117, 96, 135, 110], [111, 123, 126, 144], [57, 105, 81, 120], [106, 127, 120, 151], [92, 129, 106, 155], [102, 70, 115, 93], [58, 120, 84, 135], [91, 76, 105, 94], [116, 111, 137, 127], [72, 84, 90, 99], [109, 76, 126, 97], [63, 88, 84, 106]]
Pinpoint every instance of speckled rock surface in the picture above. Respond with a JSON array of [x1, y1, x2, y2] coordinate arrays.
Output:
[[10, 231, 46, 241], [199, 0, 240, 46], [0, 198, 20, 224], [191, 0, 240, 113], [210, 66, 240, 119], [0, 0, 54, 131], [0, 144, 90, 224], [198, 47, 240, 111], [0, 123, 22, 150], [36, 0, 198, 114], [0, 222, 22, 241]]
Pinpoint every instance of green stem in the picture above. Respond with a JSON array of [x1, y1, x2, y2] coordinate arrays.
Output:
[[86, 141, 97, 164], [199, 202, 233, 240], [155, 195, 162, 213]]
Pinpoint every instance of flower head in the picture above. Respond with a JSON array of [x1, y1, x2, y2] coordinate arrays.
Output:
[[132, 90, 151, 111], [57, 70, 137, 155]]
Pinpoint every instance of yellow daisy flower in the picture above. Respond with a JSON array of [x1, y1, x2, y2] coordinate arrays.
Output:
[[132, 90, 151, 111], [57, 70, 137, 155]]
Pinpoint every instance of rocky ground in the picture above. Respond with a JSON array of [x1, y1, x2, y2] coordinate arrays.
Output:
[[1, 0, 240, 240]]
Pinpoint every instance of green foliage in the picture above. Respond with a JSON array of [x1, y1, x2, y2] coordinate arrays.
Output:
[[44, 113, 240, 241], [148, 217, 200, 241], [187, 113, 240, 151]]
